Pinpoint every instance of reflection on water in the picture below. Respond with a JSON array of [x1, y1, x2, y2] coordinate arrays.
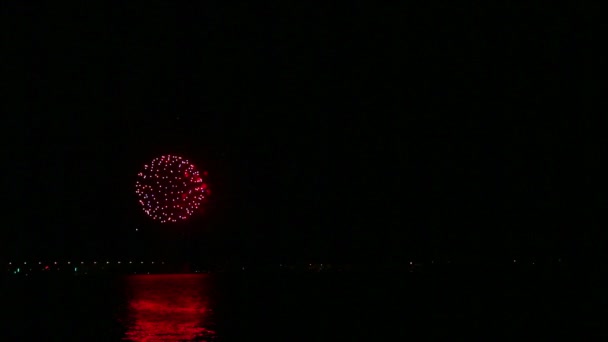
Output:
[[122, 274, 216, 341]]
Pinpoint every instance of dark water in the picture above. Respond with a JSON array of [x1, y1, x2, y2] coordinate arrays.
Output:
[[2, 272, 608, 340]]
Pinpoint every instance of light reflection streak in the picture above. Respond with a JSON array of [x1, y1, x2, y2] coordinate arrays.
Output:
[[122, 274, 216, 341]]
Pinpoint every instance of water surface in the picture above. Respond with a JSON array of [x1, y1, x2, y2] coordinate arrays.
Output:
[[2, 272, 608, 340]]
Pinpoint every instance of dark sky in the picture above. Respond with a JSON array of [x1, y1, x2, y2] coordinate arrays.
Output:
[[1, 3, 604, 264]]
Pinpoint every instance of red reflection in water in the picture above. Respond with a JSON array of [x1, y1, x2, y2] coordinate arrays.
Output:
[[122, 274, 216, 341]]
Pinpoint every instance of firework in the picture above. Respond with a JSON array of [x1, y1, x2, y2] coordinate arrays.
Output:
[[135, 155, 208, 223]]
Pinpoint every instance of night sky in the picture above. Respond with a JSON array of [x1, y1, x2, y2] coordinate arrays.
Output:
[[1, 4, 605, 264]]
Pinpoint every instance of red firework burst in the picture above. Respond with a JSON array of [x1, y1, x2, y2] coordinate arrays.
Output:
[[135, 154, 208, 223]]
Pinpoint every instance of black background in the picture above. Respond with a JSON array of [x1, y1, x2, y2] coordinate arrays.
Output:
[[1, 3, 605, 265]]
